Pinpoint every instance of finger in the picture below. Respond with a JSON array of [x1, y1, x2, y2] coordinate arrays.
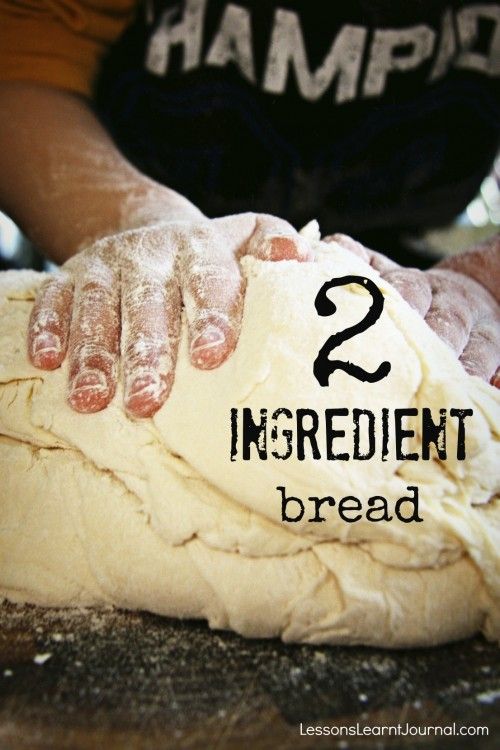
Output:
[[366, 249, 401, 275], [424, 272, 474, 356], [67, 259, 120, 413], [322, 233, 371, 263], [123, 270, 181, 418], [322, 233, 404, 279], [182, 228, 244, 370], [383, 268, 432, 318], [459, 319, 500, 382], [437, 232, 500, 304], [244, 214, 313, 262], [28, 274, 73, 369]]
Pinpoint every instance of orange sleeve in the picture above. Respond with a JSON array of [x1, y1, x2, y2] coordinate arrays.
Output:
[[0, 0, 138, 98]]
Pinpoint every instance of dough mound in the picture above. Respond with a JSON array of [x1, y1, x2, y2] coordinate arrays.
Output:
[[0, 240, 499, 648]]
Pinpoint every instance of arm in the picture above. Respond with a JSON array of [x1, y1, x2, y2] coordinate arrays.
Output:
[[0, 82, 310, 418], [326, 233, 500, 387], [436, 234, 499, 304], [0, 82, 204, 262]]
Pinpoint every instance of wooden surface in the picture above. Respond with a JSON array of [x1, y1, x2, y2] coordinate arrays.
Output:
[[0, 603, 499, 749]]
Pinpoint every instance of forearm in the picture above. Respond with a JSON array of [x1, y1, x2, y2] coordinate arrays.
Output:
[[0, 82, 203, 263], [436, 234, 500, 303]]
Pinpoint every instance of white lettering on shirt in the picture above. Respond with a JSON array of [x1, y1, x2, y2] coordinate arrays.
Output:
[[263, 10, 366, 102], [145, 0, 207, 75], [144, 2, 500, 101], [455, 3, 500, 75], [205, 4, 256, 82], [363, 25, 436, 97]]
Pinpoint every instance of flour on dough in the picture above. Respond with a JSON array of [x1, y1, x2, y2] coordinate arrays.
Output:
[[0, 237, 499, 647]]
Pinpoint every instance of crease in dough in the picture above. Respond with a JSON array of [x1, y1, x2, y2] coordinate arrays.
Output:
[[0, 239, 499, 648]]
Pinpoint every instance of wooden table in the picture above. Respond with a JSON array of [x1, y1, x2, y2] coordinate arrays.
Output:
[[1, 603, 498, 749]]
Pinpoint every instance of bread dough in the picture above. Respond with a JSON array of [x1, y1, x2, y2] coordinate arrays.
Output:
[[0, 237, 499, 647]]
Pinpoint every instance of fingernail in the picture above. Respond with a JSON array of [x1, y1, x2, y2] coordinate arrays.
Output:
[[261, 234, 310, 261], [263, 234, 296, 259], [70, 369, 107, 395], [190, 325, 226, 367], [69, 369, 112, 413], [125, 370, 169, 417], [32, 332, 61, 356], [126, 371, 163, 400]]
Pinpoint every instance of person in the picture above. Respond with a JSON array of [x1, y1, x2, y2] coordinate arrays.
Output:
[[0, 0, 498, 418]]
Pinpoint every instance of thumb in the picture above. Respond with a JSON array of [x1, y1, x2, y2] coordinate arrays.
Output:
[[244, 214, 313, 262]]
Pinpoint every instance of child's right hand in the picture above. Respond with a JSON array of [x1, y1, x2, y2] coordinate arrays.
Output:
[[28, 213, 312, 418]]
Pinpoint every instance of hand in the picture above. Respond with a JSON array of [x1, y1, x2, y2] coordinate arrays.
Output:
[[28, 213, 312, 417], [324, 233, 500, 387]]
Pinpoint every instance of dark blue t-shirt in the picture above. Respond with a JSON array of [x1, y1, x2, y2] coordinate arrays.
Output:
[[95, 0, 500, 235]]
